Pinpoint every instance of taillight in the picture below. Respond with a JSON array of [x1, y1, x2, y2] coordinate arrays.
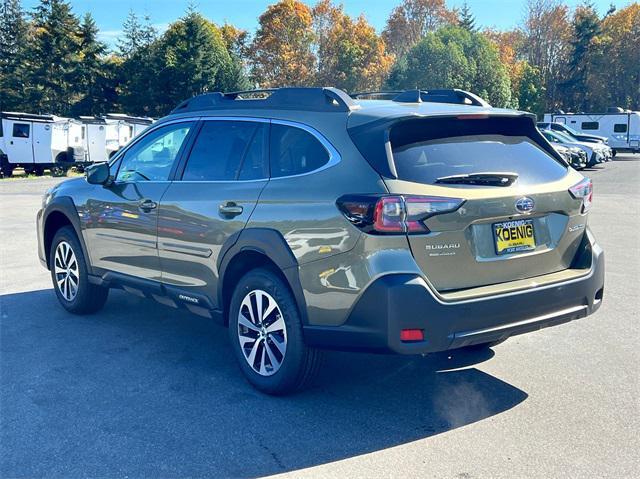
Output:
[[569, 178, 593, 213], [336, 195, 464, 234]]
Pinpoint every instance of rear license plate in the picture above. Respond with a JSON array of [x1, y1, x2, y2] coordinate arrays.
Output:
[[493, 219, 536, 255]]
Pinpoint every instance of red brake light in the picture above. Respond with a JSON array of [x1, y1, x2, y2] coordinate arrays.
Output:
[[569, 178, 593, 213], [337, 194, 464, 234]]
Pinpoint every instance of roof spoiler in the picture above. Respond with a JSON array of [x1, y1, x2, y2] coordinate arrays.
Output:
[[171, 87, 358, 114], [351, 89, 491, 107]]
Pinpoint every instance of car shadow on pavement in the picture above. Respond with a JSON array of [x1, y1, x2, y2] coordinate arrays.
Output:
[[1, 289, 528, 478]]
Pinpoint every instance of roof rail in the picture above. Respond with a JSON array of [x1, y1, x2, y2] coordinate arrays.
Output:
[[350, 89, 491, 107], [1, 111, 57, 121], [171, 87, 357, 114], [395, 89, 491, 107]]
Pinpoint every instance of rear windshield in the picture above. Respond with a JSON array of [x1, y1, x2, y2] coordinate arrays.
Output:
[[389, 118, 567, 186]]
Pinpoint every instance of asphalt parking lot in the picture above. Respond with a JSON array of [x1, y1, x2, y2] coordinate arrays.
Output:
[[1, 156, 639, 478]]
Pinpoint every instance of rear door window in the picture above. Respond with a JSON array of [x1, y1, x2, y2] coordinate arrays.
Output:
[[182, 120, 268, 181], [270, 124, 330, 177]]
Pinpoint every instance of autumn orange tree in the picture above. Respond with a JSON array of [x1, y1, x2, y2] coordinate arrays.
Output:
[[521, 0, 572, 111], [312, 0, 393, 92], [382, 0, 458, 58], [586, 3, 640, 110], [249, 0, 316, 87]]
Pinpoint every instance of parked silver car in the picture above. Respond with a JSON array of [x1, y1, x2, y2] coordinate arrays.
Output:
[[541, 129, 611, 166]]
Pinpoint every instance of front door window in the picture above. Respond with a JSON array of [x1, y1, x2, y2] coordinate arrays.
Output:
[[116, 122, 193, 182]]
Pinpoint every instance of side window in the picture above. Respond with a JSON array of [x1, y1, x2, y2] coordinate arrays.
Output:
[[116, 122, 193, 182], [270, 124, 330, 177], [614, 123, 627, 133], [13, 123, 30, 138], [182, 120, 267, 181], [581, 122, 599, 130]]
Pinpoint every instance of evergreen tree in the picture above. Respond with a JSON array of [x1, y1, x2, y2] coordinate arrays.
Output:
[[563, 2, 601, 110], [119, 8, 249, 116], [153, 10, 246, 113], [26, 0, 82, 114], [517, 63, 546, 115], [459, 2, 476, 32], [118, 10, 157, 58], [0, 0, 29, 111], [71, 13, 109, 115]]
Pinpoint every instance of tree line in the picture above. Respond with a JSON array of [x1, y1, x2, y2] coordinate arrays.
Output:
[[0, 0, 638, 119]]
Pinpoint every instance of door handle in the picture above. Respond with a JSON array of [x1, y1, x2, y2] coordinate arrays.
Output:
[[138, 199, 157, 212], [219, 201, 243, 218]]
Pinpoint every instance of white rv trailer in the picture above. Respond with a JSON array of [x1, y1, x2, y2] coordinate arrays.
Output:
[[0, 112, 85, 177], [79, 116, 112, 164], [105, 113, 154, 145], [79, 114, 154, 164], [543, 110, 640, 153]]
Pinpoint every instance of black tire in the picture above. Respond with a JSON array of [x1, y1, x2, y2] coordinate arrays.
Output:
[[51, 165, 69, 177], [228, 268, 321, 395], [49, 226, 109, 314]]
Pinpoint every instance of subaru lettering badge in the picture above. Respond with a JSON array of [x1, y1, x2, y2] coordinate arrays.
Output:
[[515, 197, 535, 213]]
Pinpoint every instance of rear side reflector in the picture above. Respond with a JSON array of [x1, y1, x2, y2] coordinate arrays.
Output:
[[336, 194, 464, 234], [400, 329, 424, 342]]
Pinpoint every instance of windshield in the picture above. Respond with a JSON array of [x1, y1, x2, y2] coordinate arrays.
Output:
[[549, 130, 575, 143], [559, 124, 581, 136]]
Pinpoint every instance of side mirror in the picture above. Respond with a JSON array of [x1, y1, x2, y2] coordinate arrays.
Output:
[[86, 162, 111, 185]]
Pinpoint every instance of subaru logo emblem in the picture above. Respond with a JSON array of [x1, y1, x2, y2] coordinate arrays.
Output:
[[515, 197, 535, 213]]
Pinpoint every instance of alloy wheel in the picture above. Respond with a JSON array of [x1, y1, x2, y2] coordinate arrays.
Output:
[[237, 289, 287, 376], [54, 241, 79, 301]]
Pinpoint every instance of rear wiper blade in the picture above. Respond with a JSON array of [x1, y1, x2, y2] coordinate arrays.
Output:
[[435, 172, 518, 186]]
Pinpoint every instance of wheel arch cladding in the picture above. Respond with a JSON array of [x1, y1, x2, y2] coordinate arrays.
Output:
[[218, 228, 308, 326], [43, 197, 92, 273]]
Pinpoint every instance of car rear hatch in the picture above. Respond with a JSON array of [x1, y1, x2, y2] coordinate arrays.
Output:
[[348, 113, 590, 293]]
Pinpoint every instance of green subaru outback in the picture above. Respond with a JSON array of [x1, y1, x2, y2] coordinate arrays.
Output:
[[37, 88, 604, 394]]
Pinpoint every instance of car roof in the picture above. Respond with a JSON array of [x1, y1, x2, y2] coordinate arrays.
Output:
[[160, 87, 534, 131], [348, 99, 531, 129]]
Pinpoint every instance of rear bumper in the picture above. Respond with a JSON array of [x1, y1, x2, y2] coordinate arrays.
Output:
[[303, 233, 604, 354]]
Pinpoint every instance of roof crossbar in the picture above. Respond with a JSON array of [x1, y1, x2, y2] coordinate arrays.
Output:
[[171, 87, 357, 114]]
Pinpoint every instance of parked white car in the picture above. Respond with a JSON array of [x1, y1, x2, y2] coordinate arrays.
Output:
[[552, 143, 587, 170], [0, 112, 85, 177], [540, 129, 610, 167]]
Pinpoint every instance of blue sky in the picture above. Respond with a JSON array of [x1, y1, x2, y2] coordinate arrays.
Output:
[[22, 0, 633, 49]]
